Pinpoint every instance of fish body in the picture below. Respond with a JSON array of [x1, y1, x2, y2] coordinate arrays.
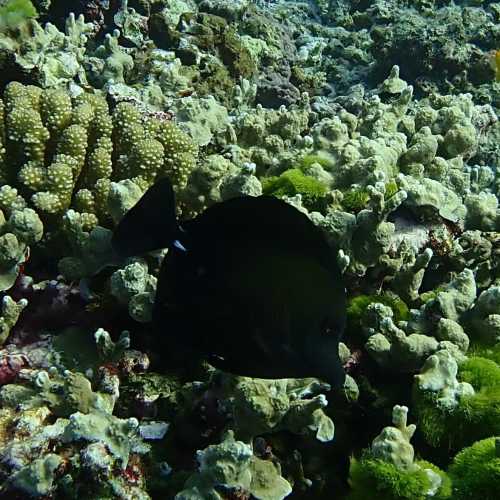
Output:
[[112, 178, 346, 388]]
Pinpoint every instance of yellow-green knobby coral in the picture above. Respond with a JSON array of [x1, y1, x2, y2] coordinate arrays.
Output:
[[0, 82, 198, 228]]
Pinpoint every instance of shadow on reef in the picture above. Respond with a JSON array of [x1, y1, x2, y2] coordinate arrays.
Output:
[[36, 0, 122, 35]]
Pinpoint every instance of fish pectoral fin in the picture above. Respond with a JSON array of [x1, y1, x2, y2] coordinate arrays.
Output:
[[208, 353, 232, 371], [252, 328, 273, 357], [280, 343, 295, 356]]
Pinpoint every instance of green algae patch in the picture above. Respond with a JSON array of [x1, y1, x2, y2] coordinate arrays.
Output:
[[348, 456, 437, 500], [262, 168, 329, 211], [0, 0, 37, 33], [347, 293, 410, 336], [341, 187, 371, 213], [448, 437, 500, 500]]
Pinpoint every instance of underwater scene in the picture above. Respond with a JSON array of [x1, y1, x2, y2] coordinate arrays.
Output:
[[0, 0, 499, 498]]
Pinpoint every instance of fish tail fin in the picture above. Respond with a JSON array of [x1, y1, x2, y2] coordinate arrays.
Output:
[[112, 177, 179, 257]]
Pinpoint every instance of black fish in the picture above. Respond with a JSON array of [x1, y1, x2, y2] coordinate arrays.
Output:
[[112, 177, 346, 388]]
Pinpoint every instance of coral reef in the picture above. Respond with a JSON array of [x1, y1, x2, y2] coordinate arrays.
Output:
[[0, 0, 499, 498]]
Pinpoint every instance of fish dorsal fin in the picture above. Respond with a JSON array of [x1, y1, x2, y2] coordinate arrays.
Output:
[[112, 177, 179, 257]]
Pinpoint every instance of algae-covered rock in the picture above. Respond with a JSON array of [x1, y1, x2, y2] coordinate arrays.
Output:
[[414, 350, 475, 412], [448, 437, 500, 500]]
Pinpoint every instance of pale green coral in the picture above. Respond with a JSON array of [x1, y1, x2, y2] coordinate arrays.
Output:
[[0, 207, 43, 290], [58, 210, 114, 281], [0, 295, 27, 345], [110, 260, 157, 323], [63, 411, 142, 467], [175, 430, 292, 500], [1, 13, 93, 87], [347, 405, 449, 500], [181, 154, 239, 215], [174, 95, 229, 147], [219, 375, 335, 443], [0, 332, 152, 499], [414, 350, 475, 413], [9, 454, 62, 498], [349, 184, 408, 275], [398, 175, 466, 224], [90, 29, 134, 86], [362, 303, 440, 371], [408, 269, 477, 335], [107, 179, 145, 224], [94, 328, 131, 364]]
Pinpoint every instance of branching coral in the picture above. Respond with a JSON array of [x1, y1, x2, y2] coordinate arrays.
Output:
[[0, 82, 198, 285], [175, 430, 292, 500], [218, 375, 336, 443], [348, 405, 450, 500], [0, 324, 159, 499], [0, 295, 27, 345], [413, 349, 500, 450]]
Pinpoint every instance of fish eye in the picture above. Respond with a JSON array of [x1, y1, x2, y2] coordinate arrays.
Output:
[[321, 319, 335, 336]]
